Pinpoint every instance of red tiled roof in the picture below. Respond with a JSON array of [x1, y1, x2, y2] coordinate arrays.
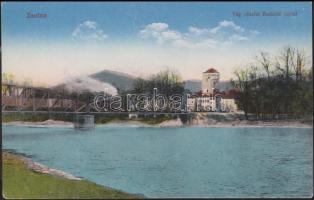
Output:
[[196, 90, 203, 96], [193, 89, 239, 98], [204, 68, 218, 73], [219, 89, 240, 99]]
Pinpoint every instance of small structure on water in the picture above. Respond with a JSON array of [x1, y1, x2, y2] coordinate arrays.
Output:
[[74, 115, 95, 129], [129, 113, 138, 119]]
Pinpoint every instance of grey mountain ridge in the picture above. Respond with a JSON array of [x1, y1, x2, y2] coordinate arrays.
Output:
[[55, 69, 232, 92]]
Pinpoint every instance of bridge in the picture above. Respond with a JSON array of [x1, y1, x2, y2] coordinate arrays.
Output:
[[2, 83, 86, 113], [1, 83, 193, 115]]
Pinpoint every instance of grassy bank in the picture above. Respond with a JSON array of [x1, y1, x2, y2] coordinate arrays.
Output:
[[2, 151, 142, 199]]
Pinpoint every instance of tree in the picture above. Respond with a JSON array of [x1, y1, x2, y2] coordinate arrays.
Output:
[[132, 69, 185, 96], [232, 67, 251, 119], [2, 73, 15, 84], [232, 46, 312, 119], [2, 73, 16, 95]]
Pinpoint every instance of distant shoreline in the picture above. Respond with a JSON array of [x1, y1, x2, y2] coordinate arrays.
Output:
[[3, 118, 312, 128]]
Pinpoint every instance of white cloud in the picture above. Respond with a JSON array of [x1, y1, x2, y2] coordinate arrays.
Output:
[[139, 20, 259, 49], [139, 22, 183, 45], [161, 30, 181, 40], [72, 20, 107, 41], [188, 26, 206, 35], [250, 30, 260, 35], [209, 26, 221, 34], [229, 34, 249, 41], [219, 20, 245, 32], [146, 22, 169, 31], [83, 20, 97, 29], [208, 20, 245, 34]]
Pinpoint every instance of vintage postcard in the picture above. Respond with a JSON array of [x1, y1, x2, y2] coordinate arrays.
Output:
[[1, 1, 313, 199]]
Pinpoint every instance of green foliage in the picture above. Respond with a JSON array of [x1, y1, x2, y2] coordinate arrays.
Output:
[[132, 69, 185, 96], [2, 72, 15, 84], [139, 114, 174, 124], [95, 115, 128, 124], [232, 46, 313, 119], [205, 114, 229, 122]]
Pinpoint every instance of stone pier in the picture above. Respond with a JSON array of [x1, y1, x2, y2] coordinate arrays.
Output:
[[74, 115, 95, 130]]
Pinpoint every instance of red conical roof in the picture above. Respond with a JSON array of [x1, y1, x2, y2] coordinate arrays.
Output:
[[204, 68, 218, 73]]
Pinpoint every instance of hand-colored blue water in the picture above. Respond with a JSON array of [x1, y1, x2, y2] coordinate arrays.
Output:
[[3, 124, 313, 197]]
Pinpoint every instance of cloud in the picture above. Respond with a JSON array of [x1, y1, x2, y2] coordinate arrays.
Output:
[[188, 20, 245, 35], [188, 26, 205, 35], [146, 22, 169, 31], [250, 30, 260, 35], [83, 21, 97, 29], [216, 20, 245, 32], [139, 20, 259, 49], [72, 20, 107, 41], [139, 23, 182, 44], [229, 34, 249, 41]]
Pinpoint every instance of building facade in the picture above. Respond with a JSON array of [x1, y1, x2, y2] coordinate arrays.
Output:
[[188, 68, 238, 112]]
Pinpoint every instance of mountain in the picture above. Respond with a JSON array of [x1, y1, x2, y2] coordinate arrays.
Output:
[[184, 79, 233, 93], [184, 80, 202, 92], [90, 70, 232, 92], [89, 69, 137, 91], [216, 81, 233, 91], [53, 69, 233, 93]]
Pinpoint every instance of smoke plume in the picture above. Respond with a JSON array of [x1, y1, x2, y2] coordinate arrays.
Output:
[[62, 76, 118, 95]]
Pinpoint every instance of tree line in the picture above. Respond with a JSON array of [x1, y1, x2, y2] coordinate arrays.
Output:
[[131, 69, 185, 96], [232, 46, 313, 119]]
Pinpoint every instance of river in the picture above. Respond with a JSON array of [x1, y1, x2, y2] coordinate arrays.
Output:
[[2, 124, 313, 197]]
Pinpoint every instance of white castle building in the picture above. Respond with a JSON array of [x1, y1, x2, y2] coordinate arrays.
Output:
[[187, 68, 238, 112], [202, 68, 220, 94]]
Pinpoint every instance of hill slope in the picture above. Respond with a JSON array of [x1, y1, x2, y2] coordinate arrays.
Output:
[[184, 80, 232, 92], [89, 69, 137, 91]]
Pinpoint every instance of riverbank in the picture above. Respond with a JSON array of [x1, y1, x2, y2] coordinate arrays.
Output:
[[3, 117, 312, 128], [188, 119, 313, 128], [2, 151, 142, 199], [186, 113, 313, 128], [3, 119, 73, 127], [3, 111, 312, 128]]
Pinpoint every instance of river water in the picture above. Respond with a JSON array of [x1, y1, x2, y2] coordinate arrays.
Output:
[[2, 124, 313, 197]]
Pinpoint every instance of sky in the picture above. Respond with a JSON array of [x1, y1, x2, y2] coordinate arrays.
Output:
[[2, 2, 312, 86]]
